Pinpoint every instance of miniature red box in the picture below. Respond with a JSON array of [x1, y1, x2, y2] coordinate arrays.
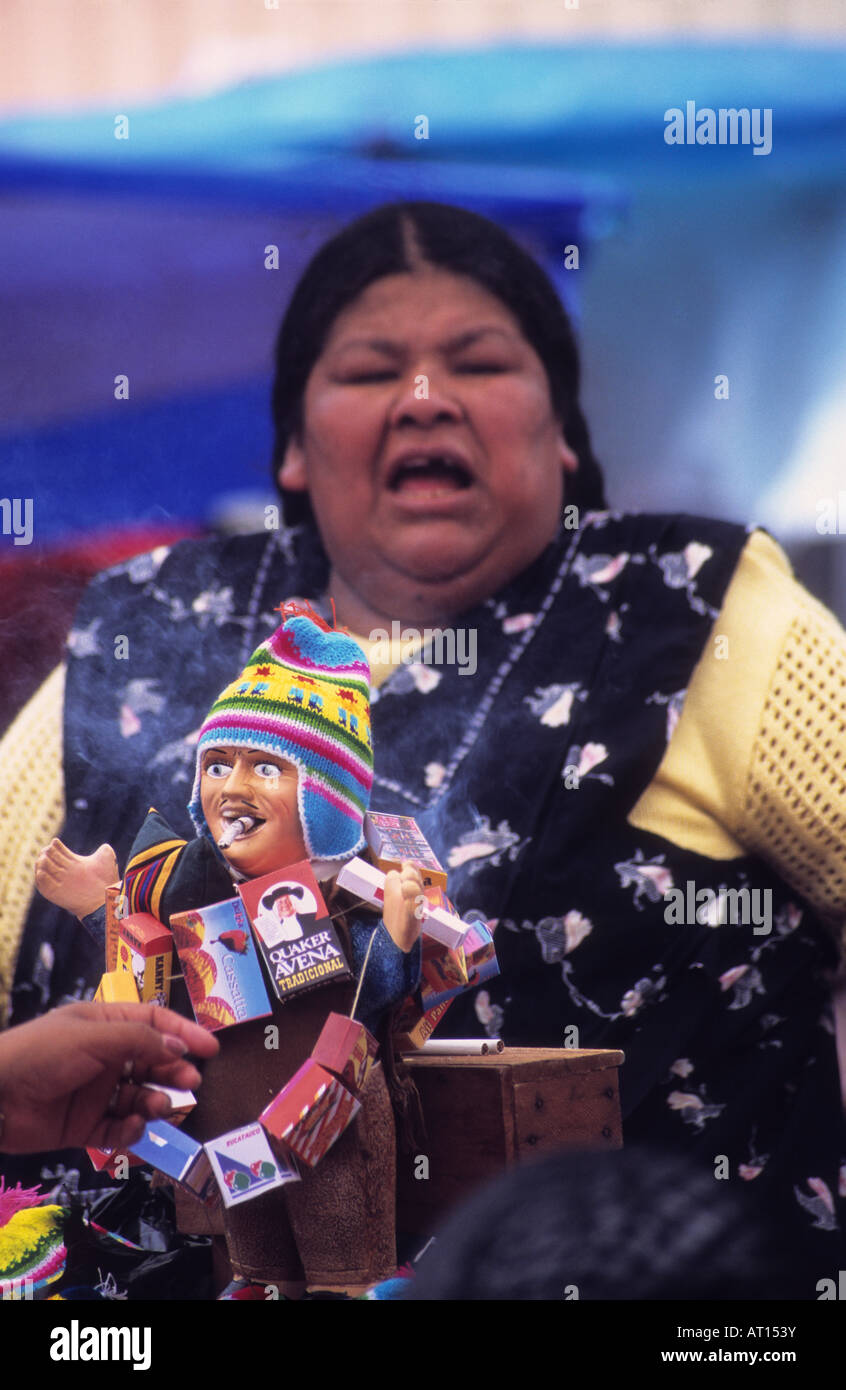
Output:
[[394, 996, 453, 1051], [116, 912, 174, 1006], [420, 936, 469, 1010], [310, 1013, 378, 1095], [86, 1146, 143, 1176], [260, 1059, 361, 1168]]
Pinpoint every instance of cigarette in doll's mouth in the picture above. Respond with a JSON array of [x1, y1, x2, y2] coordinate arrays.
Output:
[[217, 816, 258, 848]]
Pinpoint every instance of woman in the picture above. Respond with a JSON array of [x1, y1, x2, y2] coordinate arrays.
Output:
[[3, 201, 845, 1283]]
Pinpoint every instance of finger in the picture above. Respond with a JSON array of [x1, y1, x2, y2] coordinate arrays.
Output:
[[132, 1088, 173, 1122], [87, 1085, 174, 1151], [93, 1112, 147, 1152], [145, 1060, 203, 1091], [399, 862, 424, 887], [145, 1007, 220, 1058], [67, 1002, 219, 1059], [77, 1021, 209, 1083], [35, 860, 67, 886], [45, 839, 77, 865]]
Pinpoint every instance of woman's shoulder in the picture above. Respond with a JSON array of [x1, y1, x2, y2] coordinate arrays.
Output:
[[68, 527, 311, 641], [580, 508, 752, 552], [86, 530, 273, 597]]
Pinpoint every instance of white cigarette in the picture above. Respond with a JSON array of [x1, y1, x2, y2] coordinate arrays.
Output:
[[419, 1038, 504, 1055], [217, 816, 255, 849]]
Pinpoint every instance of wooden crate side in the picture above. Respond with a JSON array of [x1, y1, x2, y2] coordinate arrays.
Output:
[[396, 1066, 512, 1234], [512, 1069, 622, 1155]]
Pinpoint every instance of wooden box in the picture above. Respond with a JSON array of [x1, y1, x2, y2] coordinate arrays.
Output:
[[396, 1047, 624, 1235]]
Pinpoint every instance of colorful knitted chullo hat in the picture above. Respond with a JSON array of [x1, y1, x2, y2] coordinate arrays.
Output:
[[189, 607, 372, 863]]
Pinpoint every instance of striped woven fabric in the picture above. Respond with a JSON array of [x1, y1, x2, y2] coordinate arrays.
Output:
[[122, 818, 187, 918]]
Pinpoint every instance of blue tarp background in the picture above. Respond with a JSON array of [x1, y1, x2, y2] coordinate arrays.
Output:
[[1, 42, 845, 544]]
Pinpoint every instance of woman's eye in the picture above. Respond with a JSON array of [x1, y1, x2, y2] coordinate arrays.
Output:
[[345, 371, 397, 384], [456, 362, 507, 374]]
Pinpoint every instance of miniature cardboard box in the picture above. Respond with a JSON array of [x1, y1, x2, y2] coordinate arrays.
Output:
[[86, 1091, 196, 1172], [94, 968, 140, 1005], [140, 1084, 196, 1124], [170, 896, 272, 1032], [363, 812, 448, 891], [336, 856, 469, 950], [237, 860, 352, 1002], [260, 1059, 361, 1168], [104, 882, 124, 973], [419, 936, 470, 1012], [417, 884, 470, 1010], [128, 1119, 215, 1203], [86, 1146, 143, 1175], [310, 1012, 378, 1096], [204, 1122, 300, 1208], [116, 913, 174, 1007], [462, 919, 499, 989], [393, 995, 453, 1051]]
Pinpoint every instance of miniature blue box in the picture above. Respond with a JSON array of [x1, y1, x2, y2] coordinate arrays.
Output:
[[128, 1118, 214, 1202]]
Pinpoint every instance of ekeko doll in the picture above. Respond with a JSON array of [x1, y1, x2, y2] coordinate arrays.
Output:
[[37, 609, 424, 1295]]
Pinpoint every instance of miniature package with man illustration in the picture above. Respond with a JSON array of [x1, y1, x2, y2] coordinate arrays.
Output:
[[237, 860, 352, 1002]]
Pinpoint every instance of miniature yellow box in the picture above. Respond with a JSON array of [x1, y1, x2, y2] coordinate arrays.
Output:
[[94, 969, 140, 1005], [104, 882, 123, 973]]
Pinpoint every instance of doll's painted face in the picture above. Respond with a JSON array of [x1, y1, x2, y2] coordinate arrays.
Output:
[[200, 747, 308, 878]]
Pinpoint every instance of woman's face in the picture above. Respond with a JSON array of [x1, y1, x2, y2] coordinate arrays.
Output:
[[279, 265, 578, 624]]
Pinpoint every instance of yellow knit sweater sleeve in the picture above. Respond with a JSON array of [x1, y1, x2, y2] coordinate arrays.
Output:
[[629, 530, 846, 941], [0, 665, 65, 1026]]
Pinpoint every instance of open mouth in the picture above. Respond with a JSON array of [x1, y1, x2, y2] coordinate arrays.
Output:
[[388, 454, 474, 494], [217, 812, 264, 848]]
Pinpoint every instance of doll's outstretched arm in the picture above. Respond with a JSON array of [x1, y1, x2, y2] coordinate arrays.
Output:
[[35, 838, 118, 920]]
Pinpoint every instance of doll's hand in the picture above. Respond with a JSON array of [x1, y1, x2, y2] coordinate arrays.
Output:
[[35, 838, 118, 920], [382, 861, 425, 954]]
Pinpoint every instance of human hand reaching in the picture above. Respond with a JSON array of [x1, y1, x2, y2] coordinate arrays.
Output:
[[0, 1002, 219, 1155]]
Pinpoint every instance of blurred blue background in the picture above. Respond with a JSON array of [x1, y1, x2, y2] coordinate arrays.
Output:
[[2, 35, 846, 723]]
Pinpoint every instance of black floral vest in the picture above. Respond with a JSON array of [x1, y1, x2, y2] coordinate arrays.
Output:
[[14, 511, 845, 1264]]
